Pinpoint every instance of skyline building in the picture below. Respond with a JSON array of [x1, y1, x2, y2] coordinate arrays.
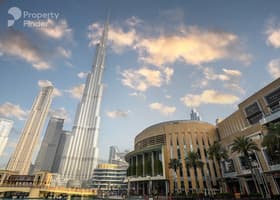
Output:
[[33, 117, 65, 173], [58, 20, 109, 182], [190, 108, 201, 121], [6, 86, 54, 174], [0, 118, 13, 157], [108, 146, 129, 167]]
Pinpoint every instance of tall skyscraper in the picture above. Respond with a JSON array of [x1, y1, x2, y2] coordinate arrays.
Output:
[[6, 86, 53, 174], [108, 146, 129, 167], [0, 118, 13, 157], [33, 117, 64, 172], [58, 20, 109, 182], [51, 130, 71, 173], [190, 108, 201, 121]]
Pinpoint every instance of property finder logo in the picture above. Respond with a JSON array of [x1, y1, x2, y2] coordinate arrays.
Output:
[[8, 7, 22, 27], [7, 7, 60, 28]]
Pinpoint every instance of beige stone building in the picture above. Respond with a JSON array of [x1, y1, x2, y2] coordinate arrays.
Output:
[[125, 120, 220, 195], [126, 78, 280, 196], [217, 77, 280, 196]]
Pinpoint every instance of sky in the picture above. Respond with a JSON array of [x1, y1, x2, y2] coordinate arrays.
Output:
[[0, 0, 280, 168]]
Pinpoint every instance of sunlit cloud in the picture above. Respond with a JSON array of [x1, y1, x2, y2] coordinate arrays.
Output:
[[203, 67, 230, 81], [121, 67, 173, 92], [88, 22, 137, 53], [106, 110, 130, 118], [37, 19, 73, 40], [88, 17, 250, 67], [0, 102, 27, 120], [0, 30, 50, 70], [149, 102, 176, 116], [266, 18, 280, 48], [38, 80, 62, 97], [136, 27, 251, 66], [66, 84, 85, 99], [181, 90, 239, 107], [222, 68, 242, 76], [268, 58, 280, 79]]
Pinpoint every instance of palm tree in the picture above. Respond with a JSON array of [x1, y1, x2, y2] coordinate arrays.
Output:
[[207, 141, 228, 192], [185, 151, 203, 193], [262, 123, 280, 164], [168, 158, 182, 193], [231, 136, 260, 194], [185, 151, 204, 169]]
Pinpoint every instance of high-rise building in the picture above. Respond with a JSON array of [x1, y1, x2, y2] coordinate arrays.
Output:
[[108, 146, 118, 163], [108, 146, 129, 167], [0, 118, 13, 157], [190, 108, 201, 121], [51, 130, 71, 173], [6, 86, 53, 174], [33, 117, 65, 172], [58, 21, 109, 182]]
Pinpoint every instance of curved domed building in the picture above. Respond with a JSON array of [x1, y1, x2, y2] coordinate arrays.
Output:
[[125, 120, 221, 196]]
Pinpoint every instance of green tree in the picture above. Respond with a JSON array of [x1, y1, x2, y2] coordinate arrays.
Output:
[[185, 151, 204, 169], [262, 123, 280, 164], [168, 158, 182, 193], [185, 151, 203, 192], [207, 141, 229, 192], [231, 136, 260, 194]]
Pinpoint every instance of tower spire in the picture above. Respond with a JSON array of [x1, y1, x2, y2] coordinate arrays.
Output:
[[59, 19, 109, 183]]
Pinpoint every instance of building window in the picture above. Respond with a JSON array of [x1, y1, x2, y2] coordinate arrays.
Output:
[[265, 87, 280, 112], [239, 153, 259, 170], [244, 102, 263, 125], [222, 159, 235, 173], [263, 148, 280, 166]]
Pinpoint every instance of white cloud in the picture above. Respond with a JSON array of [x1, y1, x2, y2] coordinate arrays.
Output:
[[203, 67, 230, 81], [268, 59, 280, 79], [181, 90, 239, 107], [88, 18, 250, 66], [66, 84, 85, 99], [266, 18, 280, 48], [106, 110, 130, 118], [57, 46, 71, 58], [222, 68, 242, 76], [37, 19, 72, 40], [149, 102, 176, 116], [125, 16, 143, 27], [49, 107, 70, 122], [225, 83, 245, 94], [38, 80, 62, 97], [129, 92, 146, 99], [165, 95, 172, 99], [135, 26, 250, 66], [0, 30, 50, 70], [121, 67, 173, 91], [164, 67, 174, 83], [77, 72, 88, 79], [0, 102, 27, 120], [88, 22, 137, 53], [203, 67, 242, 81]]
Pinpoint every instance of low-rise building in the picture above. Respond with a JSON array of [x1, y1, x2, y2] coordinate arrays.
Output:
[[125, 120, 219, 196], [217, 77, 280, 196], [90, 163, 127, 196]]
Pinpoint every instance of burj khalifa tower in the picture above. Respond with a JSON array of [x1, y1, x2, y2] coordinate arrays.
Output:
[[59, 20, 108, 182]]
